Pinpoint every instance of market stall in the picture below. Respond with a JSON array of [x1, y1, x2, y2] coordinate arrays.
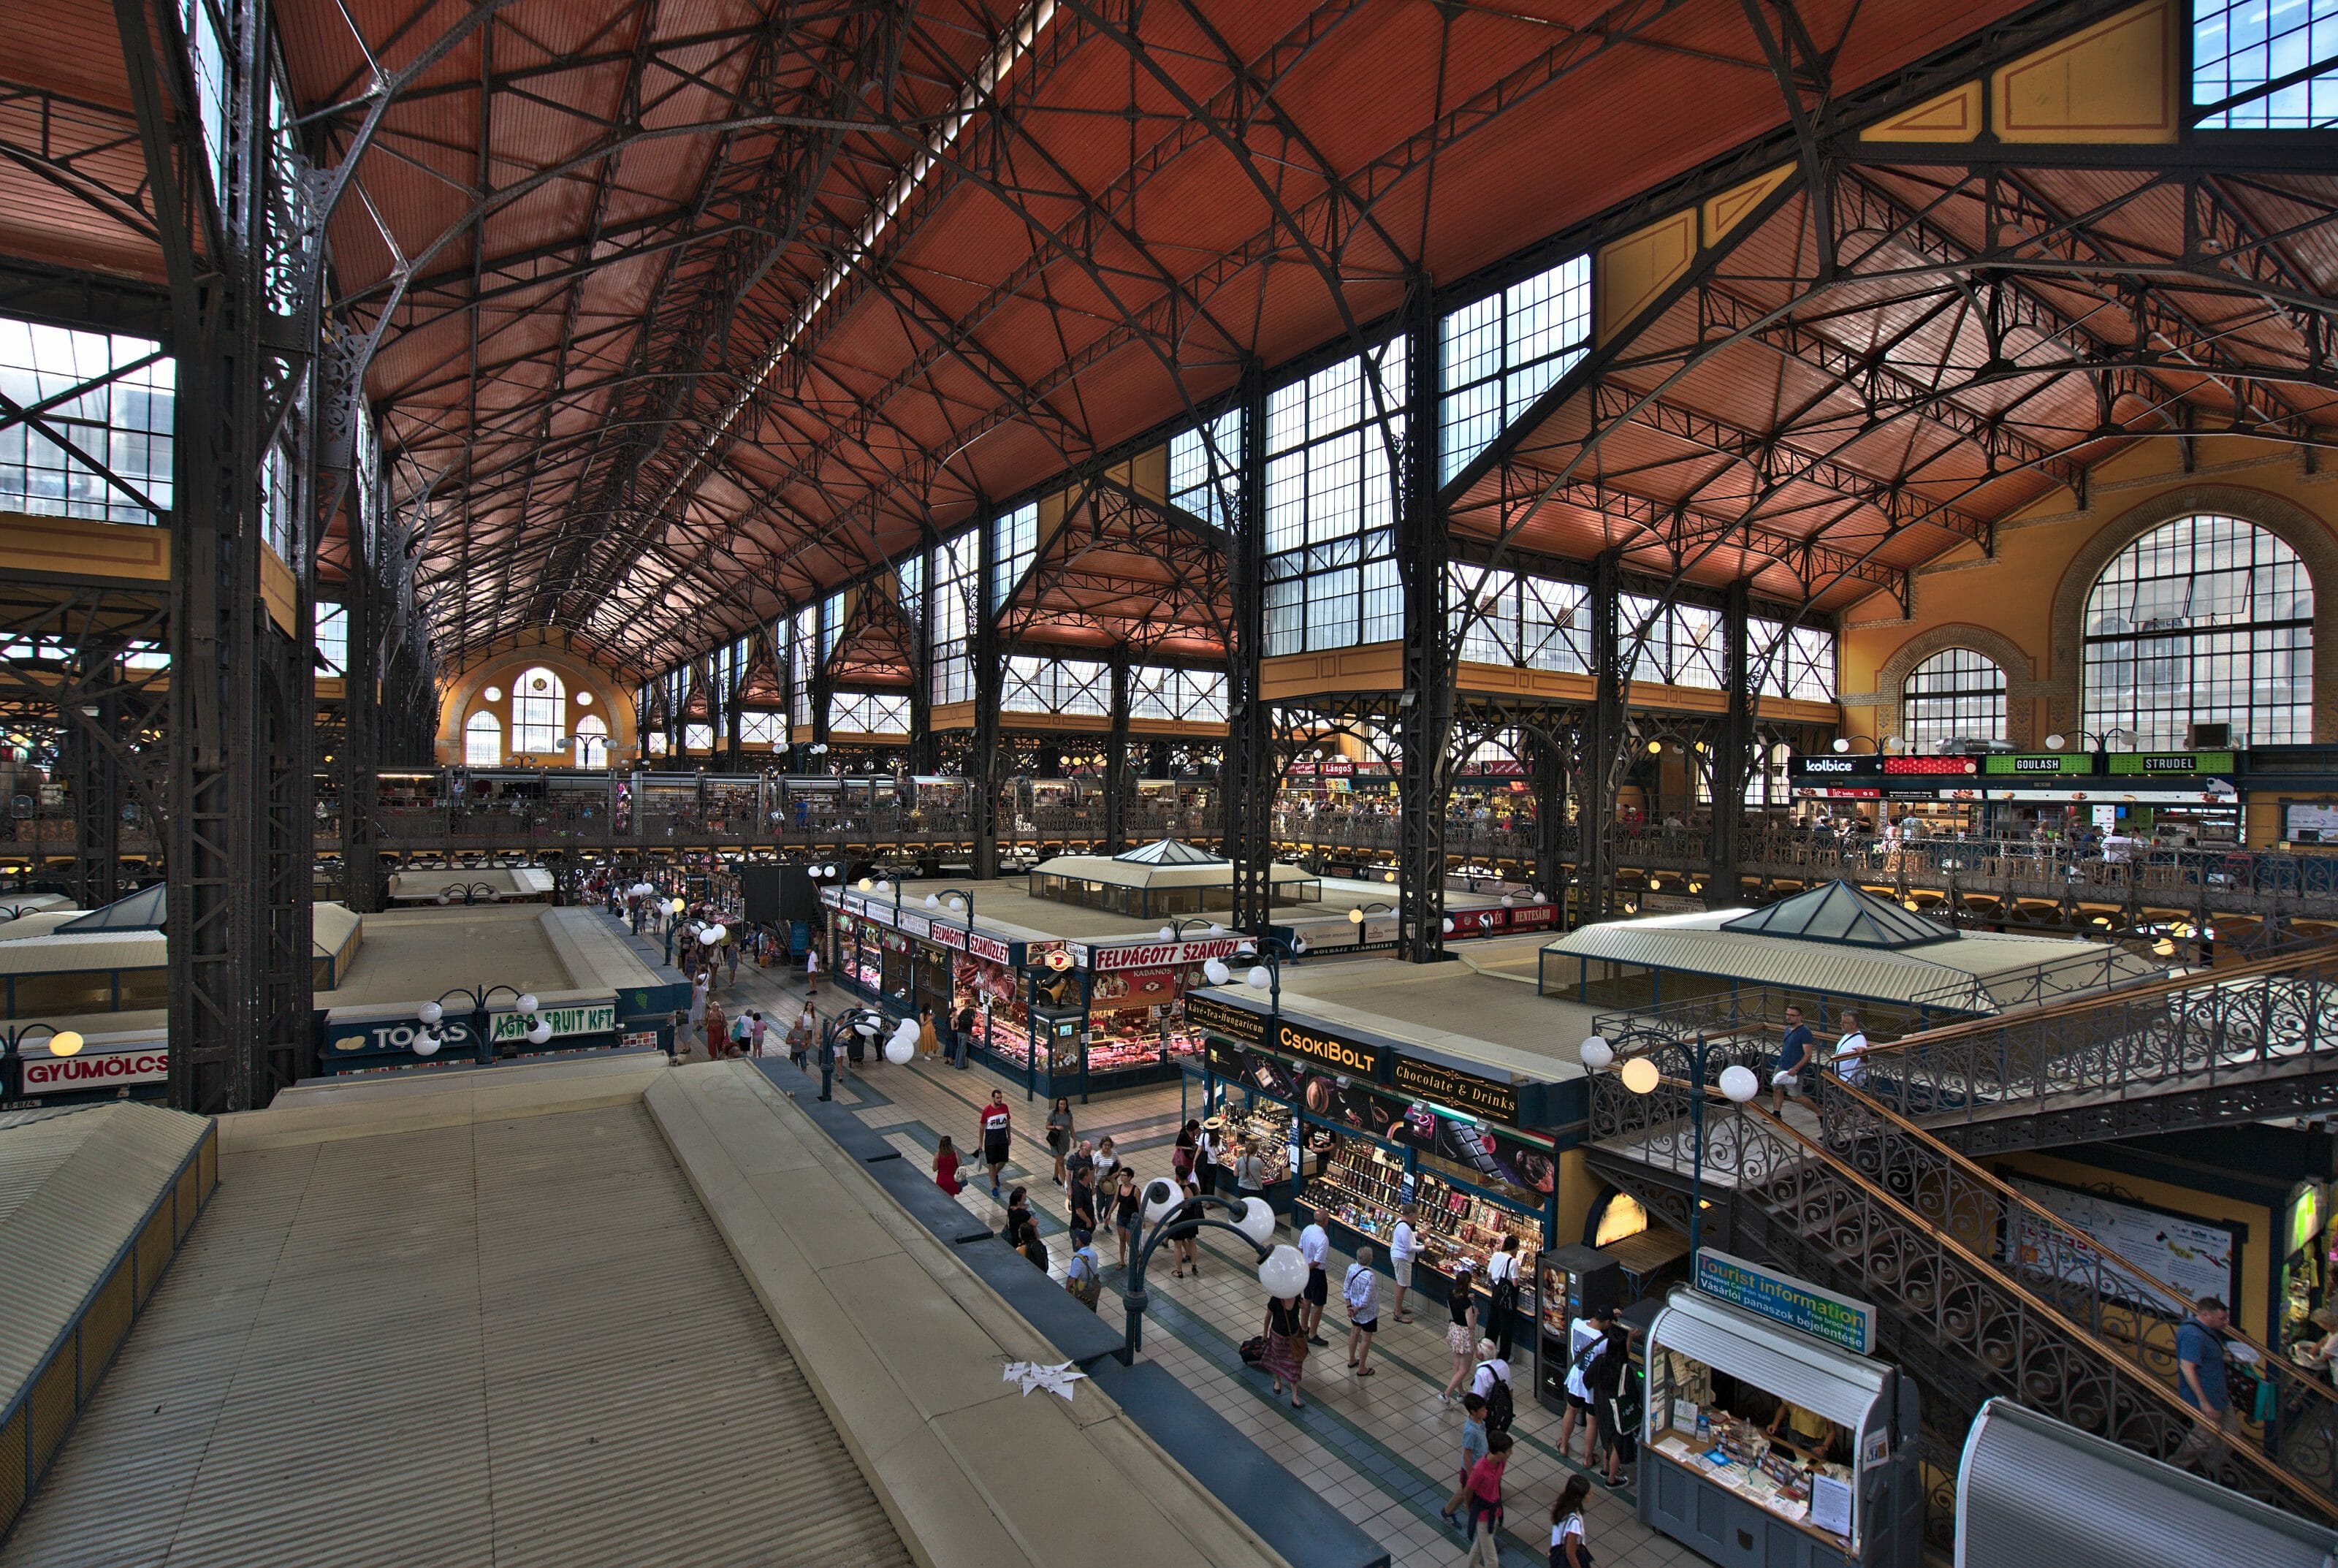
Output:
[[1184, 992, 1561, 1305], [1640, 1257, 1922, 1568]]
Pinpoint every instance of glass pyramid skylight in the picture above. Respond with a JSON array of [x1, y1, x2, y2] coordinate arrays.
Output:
[[1719, 879, 1954, 949], [1111, 837, 1226, 866]]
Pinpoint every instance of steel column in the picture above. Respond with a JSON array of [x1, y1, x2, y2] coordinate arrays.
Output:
[[1710, 579, 1752, 908], [1224, 361, 1272, 935], [1578, 549, 1624, 927], [971, 518, 1002, 879], [1105, 650, 1130, 854], [1395, 282, 1449, 963]]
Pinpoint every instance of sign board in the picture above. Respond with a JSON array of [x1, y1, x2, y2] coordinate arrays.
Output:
[[1694, 1248, 1876, 1355], [1274, 1018, 1380, 1076], [1393, 1056, 1518, 1123], [2003, 1174, 2242, 1311], [1791, 756, 1881, 779], [2107, 750, 2236, 776], [1881, 755, 1979, 776], [1185, 992, 1268, 1046], [489, 1002, 616, 1043], [1073, 935, 1245, 971], [1982, 753, 2090, 775], [325, 1016, 483, 1057], [20, 1045, 167, 1092]]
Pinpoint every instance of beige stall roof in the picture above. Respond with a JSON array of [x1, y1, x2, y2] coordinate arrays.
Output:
[[1032, 850, 1316, 891]]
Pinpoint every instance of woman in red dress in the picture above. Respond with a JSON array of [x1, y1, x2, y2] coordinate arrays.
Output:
[[933, 1135, 964, 1196]]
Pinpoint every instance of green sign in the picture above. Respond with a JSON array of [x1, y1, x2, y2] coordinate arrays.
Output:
[[1981, 753, 2090, 776], [2107, 751, 2235, 776], [490, 1002, 617, 1042], [1695, 1247, 1876, 1355]]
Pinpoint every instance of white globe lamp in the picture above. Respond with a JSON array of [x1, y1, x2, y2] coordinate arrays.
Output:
[[1718, 1065, 1761, 1103], [1578, 1035, 1612, 1071], [1257, 1244, 1309, 1299], [1236, 1197, 1276, 1247]]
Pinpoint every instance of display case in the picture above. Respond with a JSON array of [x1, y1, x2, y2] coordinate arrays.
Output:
[[1639, 1288, 1922, 1568]]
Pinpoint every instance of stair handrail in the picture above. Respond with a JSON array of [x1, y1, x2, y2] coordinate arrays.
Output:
[[1586, 1053, 2338, 1521], [1820, 1074, 2338, 1455]]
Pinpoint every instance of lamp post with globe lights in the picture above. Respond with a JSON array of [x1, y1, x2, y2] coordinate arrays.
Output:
[[820, 1005, 894, 1101], [1344, 902, 1394, 948], [1201, 932, 1306, 1022], [0, 1022, 85, 1100], [1119, 1180, 1282, 1364], [1578, 1032, 1757, 1260], [1156, 916, 1222, 943], [416, 986, 555, 1067]]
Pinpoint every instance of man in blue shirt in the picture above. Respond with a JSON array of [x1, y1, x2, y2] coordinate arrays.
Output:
[[2172, 1297, 2234, 1472], [1772, 1004, 1814, 1115]]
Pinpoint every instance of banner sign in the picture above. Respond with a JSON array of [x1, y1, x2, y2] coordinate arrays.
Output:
[[1881, 755, 1979, 776], [2109, 751, 2236, 777], [1185, 992, 1267, 1046], [1694, 1247, 1876, 1355], [1983, 753, 2090, 775], [898, 911, 931, 939], [325, 1016, 483, 1058], [1393, 1056, 1519, 1123], [1274, 1018, 1380, 1076], [489, 1002, 616, 1043], [22, 1046, 167, 1092], [928, 921, 968, 953], [1074, 935, 1245, 971], [1791, 756, 1881, 779]]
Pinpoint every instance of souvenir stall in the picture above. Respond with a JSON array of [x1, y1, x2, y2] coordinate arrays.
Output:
[[1640, 1256, 1922, 1568], [1184, 993, 1561, 1302]]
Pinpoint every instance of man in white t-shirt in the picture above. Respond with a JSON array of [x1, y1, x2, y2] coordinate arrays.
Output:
[[1389, 1207, 1417, 1323], [1556, 1304, 1615, 1465], [1343, 1245, 1380, 1376], [1298, 1219, 1330, 1344], [1832, 1010, 1871, 1087]]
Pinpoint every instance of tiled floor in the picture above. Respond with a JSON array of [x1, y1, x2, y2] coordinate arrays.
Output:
[[719, 961, 1713, 1568]]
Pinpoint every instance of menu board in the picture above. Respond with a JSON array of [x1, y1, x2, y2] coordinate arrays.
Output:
[[2004, 1174, 2242, 1311]]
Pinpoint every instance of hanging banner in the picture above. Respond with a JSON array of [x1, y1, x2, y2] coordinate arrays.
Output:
[[1073, 935, 1246, 971]]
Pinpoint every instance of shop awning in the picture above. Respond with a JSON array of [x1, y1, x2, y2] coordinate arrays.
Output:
[[1956, 1399, 2338, 1568], [1647, 1287, 1889, 1437]]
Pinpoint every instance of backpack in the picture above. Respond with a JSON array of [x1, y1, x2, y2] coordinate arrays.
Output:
[[1065, 1249, 1103, 1310], [1477, 1361, 1514, 1436]]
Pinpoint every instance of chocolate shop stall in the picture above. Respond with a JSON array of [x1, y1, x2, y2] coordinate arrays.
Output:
[[1184, 992, 1563, 1320]]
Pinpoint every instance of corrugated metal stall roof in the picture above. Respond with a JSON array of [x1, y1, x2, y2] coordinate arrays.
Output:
[[0, 1101, 911, 1568], [0, 1102, 209, 1396]]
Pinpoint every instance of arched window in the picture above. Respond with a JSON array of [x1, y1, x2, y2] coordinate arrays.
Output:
[[1901, 648, 2007, 749], [511, 666, 566, 754], [2084, 514, 2313, 750], [572, 713, 609, 769], [465, 709, 503, 765]]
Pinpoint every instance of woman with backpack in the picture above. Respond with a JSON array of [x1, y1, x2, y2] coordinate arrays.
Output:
[[1550, 1474, 1593, 1567], [1587, 1322, 1637, 1489], [1486, 1235, 1523, 1359]]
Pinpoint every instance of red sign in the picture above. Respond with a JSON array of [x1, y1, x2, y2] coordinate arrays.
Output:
[[23, 1048, 167, 1091], [1078, 936, 1245, 971], [1507, 902, 1555, 930], [1882, 756, 1978, 776], [928, 921, 968, 953]]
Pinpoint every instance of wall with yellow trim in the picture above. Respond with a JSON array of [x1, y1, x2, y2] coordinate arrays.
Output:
[[1987, 1146, 2273, 1338], [436, 645, 639, 765], [1838, 440, 2338, 769]]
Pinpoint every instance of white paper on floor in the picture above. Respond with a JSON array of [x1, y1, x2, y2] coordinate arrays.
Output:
[[1002, 1360, 1086, 1401]]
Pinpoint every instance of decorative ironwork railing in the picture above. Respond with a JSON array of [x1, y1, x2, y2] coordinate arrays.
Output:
[[1585, 1046, 2338, 1523], [1856, 957, 2338, 1138]]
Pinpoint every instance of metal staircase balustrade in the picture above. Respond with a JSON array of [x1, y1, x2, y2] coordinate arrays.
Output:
[[1585, 1052, 2338, 1523], [1854, 958, 2338, 1152], [1817, 1076, 2338, 1499]]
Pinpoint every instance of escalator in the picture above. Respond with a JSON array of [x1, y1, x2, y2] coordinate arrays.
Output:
[[1583, 1040, 2338, 1527]]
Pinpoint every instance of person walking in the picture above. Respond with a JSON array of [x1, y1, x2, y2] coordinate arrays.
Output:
[[980, 1090, 1013, 1198], [951, 1000, 976, 1068], [1064, 1230, 1103, 1311], [1003, 1185, 1034, 1248], [1298, 1217, 1331, 1345], [1263, 1290, 1309, 1410], [1172, 1119, 1200, 1184], [1111, 1169, 1139, 1269], [917, 1005, 940, 1062], [1390, 1206, 1418, 1322], [1471, 1338, 1515, 1447], [1169, 1176, 1203, 1276], [1344, 1245, 1380, 1376], [1196, 1118, 1223, 1195], [1067, 1138, 1095, 1194], [1459, 1431, 1512, 1567], [803, 943, 819, 1005], [1046, 1097, 1073, 1186], [725, 940, 740, 989], [1067, 1163, 1099, 1239], [1440, 1263, 1480, 1406], [933, 1135, 964, 1196], [702, 994, 728, 1062], [1486, 1236, 1522, 1359], [1439, 1394, 1489, 1529], [1772, 1002, 1814, 1114], [1586, 1320, 1634, 1488], [686, 973, 709, 1053], [1092, 1135, 1120, 1188], [747, 1010, 768, 1058], [1550, 1475, 1593, 1568], [787, 1008, 814, 1070], [2174, 1296, 2238, 1470], [1832, 1010, 1872, 1086]]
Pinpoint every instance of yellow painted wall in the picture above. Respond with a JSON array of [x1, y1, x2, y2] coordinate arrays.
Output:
[[1838, 439, 2338, 753], [1987, 1146, 2273, 1336], [437, 644, 640, 765]]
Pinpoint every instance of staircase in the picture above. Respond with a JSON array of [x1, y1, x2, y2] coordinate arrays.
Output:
[[1583, 1040, 2338, 1526], [1858, 945, 2338, 1154]]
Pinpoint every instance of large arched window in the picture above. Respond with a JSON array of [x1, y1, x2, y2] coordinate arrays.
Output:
[[465, 710, 503, 765], [1901, 648, 2007, 749], [2084, 514, 2313, 750], [511, 666, 566, 754], [572, 713, 609, 769]]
